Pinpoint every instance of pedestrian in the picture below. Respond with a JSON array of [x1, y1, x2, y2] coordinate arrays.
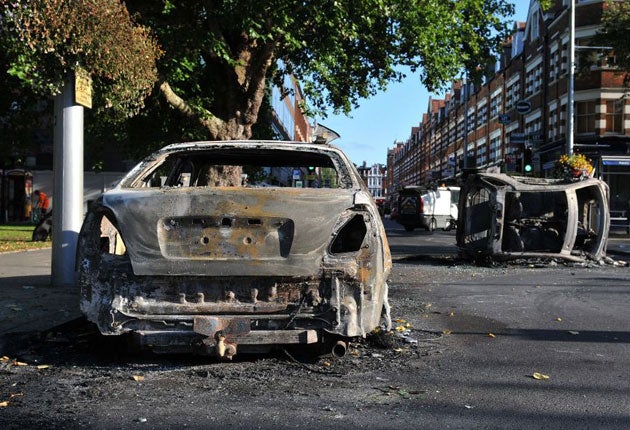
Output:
[[33, 190, 50, 214]]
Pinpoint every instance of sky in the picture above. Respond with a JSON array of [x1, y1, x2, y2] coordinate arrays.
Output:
[[317, 0, 532, 167]]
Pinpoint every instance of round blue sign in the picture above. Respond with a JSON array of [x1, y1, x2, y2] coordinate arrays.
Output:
[[516, 100, 532, 114]]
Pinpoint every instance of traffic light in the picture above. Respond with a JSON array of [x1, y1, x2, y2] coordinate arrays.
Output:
[[523, 148, 533, 173], [307, 166, 316, 173]]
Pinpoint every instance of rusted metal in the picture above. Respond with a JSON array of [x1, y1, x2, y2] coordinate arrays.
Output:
[[77, 141, 391, 357], [193, 316, 251, 338], [332, 340, 348, 358], [456, 173, 610, 263]]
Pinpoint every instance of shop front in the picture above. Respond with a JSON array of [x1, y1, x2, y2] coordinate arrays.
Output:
[[601, 156, 630, 233]]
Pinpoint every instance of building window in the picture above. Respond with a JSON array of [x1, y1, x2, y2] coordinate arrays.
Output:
[[525, 116, 542, 136], [548, 108, 557, 140], [525, 60, 542, 96], [476, 138, 487, 167], [561, 43, 568, 76], [531, 11, 539, 41], [490, 93, 501, 118], [467, 108, 475, 129], [576, 101, 597, 134], [548, 48, 560, 83], [272, 86, 295, 139], [476, 103, 487, 128], [489, 133, 501, 163], [603, 54, 617, 69], [606, 100, 623, 134], [506, 78, 520, 109]]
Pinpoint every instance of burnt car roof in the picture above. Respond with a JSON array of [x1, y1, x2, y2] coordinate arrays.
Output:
[[162, 139, 338, 150], [118, 140, 358, 189]]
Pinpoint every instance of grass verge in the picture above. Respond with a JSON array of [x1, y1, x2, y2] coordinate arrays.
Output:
[[0, 224, 51, 253]]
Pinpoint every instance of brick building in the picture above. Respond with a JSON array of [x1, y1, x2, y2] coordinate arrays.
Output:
[[391, 0, 630, 216], [271, 74, 313, 142]]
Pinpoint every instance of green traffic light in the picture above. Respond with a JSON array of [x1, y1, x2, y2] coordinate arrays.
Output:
[[524, 164, 533, 173]]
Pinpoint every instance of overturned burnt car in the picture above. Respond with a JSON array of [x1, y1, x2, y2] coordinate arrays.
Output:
[[77, 141, 391, 358], [456, 173, 610, 263]]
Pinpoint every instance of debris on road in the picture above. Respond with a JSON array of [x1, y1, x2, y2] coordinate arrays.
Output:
[[532, 372, 550, 380]]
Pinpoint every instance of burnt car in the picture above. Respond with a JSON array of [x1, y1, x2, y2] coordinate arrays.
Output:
[[456, 173, 610, 263], [77, 141, 391, 358]]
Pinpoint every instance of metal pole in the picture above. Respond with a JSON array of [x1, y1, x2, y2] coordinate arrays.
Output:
[[52, 78, 84, 286], [463, 75, 469, 169], [567, 0, 576, 156]]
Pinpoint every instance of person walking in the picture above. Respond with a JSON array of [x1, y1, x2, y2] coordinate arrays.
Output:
[[32, 190, 52, 241], [33, 190, 50, 214]]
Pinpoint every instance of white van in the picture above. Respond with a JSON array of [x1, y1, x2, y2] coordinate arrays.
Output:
[[396, 186, 459, 232], [421, 186, 460, 231]]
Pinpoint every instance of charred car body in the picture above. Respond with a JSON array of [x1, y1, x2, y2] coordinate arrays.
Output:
[[77, 141, 391, 358], [456, 173, 610, 263]]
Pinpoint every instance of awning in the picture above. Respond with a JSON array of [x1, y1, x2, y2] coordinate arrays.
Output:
[[601, 156, 630, 166]]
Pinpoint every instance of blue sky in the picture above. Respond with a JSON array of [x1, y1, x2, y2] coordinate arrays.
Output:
[[318, 0, 531, 167]]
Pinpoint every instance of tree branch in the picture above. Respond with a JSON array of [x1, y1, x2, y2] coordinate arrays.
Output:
[[243, 40, 276, 125], [202, 0, 229, 61], [158, 79, 224, 139]]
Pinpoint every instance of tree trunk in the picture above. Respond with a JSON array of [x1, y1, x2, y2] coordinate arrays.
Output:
[[199, 165, 243, 187], [158, 37, 275, 141]]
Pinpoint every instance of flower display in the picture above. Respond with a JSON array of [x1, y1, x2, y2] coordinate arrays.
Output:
[[554, 153, 594, 180]]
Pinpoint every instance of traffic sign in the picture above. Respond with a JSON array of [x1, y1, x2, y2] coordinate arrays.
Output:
[[74, 67, 92, 109], [510, 132, 527, 144], [515, 100, 531, 114]]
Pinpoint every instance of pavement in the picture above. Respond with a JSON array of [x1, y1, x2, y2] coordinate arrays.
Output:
[[0, 248, 80, 336], [608, 235, 630, 258], [0, 235, 628, 337]]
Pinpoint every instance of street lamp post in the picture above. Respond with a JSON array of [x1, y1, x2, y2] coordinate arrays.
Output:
[[567, 0, 576, 156], [52, 71, 88, 287], [463, 75, 469, 169]]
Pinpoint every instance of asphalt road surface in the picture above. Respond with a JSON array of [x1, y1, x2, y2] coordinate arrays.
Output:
[[0, 223, 628, 429]]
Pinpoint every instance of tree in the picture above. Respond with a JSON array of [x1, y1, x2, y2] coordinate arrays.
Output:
[[0, 46, 53, 168], [0, 0, 161, 121], [594, 0, 630, 86], [131, 0, 516, 140], [2, 0, 516, 141]]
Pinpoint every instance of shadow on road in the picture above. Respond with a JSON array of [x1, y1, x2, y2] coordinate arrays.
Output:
[[447, 328, 630, 343], [0, 317, 285, 369], [0, 317, 411, 371], [0, 275, 50, 288], [392, 252, 467, 266]]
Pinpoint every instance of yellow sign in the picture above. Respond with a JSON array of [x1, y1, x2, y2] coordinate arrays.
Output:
[[74, 68, 92, 109]]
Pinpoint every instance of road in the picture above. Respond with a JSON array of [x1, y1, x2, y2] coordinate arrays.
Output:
[[0, 223, 628, 429], [386, 220, 630, 429]]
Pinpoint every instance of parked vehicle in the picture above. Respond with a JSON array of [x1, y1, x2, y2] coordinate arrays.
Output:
[[396, 186, 459, 232], [77, 140, 391, 359]]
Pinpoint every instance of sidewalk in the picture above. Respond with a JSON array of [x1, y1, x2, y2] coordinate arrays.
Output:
[[607, 235, 630, 258], [0, 248, 80, 336]]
